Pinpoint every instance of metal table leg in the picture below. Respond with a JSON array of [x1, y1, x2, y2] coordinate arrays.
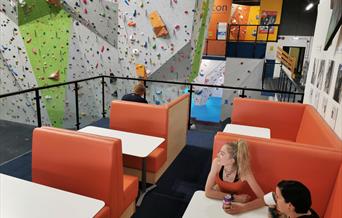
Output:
[[136, 158, 157, 206]]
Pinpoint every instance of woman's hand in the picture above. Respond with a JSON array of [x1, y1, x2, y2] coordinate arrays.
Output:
[[223, 202, 245, 214], [234, 194, 251, 203]]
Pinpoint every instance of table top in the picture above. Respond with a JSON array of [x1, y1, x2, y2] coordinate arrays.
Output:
[[79, 126, 165, 158], [223, 124, 271, 139], [0, 173, 104, 218], [182, 191, 268, 218]]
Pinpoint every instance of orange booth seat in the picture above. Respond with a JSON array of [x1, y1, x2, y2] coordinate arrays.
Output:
[[213, 132, 342, 218], [32, 127, 138, 218], [110, 94, 189, 183], [231, 98, 342, 151]]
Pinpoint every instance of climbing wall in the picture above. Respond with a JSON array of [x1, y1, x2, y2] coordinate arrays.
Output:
[[0, 12, 50, 125], [190, 0, 213, 82], [115, 0, 207, 103], [221, 58, 267, 121], [1, 0, 212, 127], [19, 7, 72, 127], [146, 42, 192, 104], [0, 0, 18, 24], [63, 0, 118, 47], [64, 20, 120, 128], [193, 59, 225, 106]]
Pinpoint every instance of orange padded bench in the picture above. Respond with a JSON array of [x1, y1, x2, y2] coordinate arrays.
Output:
[[213, 132, 342, 218], [230, 98, 342, 151], [32, 127, 138, 218], [110, 94, 189, 183]]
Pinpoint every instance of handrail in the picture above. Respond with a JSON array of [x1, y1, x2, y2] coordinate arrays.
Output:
[[0, 75, 304, 129], [276, 47, 296, 76]]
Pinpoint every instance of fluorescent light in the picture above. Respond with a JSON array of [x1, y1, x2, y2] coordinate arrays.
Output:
[[305, 3, 314, 11]]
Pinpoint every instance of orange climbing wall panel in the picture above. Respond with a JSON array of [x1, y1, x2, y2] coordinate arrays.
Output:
[[136, 64, 147, 78]]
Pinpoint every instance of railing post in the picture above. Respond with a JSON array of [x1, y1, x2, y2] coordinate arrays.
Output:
[[299, 94, 304, 103], [239, 89, 247, 98], [235, 25, 240, 57], [287, 82, 292, 102], [143, 80, 148, 100], [101, 76, 106, 118], [226, 25, 231, 57], [188, 85, 193, 130], [74, 82, 80, 130], [34, 89, 42, 127], [266, 25, 270, 42], [253, 25, 259, 58], [262, 61, 266, 90], [293, 87, 297, 102]]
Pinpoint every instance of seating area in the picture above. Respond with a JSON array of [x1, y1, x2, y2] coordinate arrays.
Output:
[[110, 94, 190, 183], [1, 96, 342, 218], [213, 132, 342, 218], [231, 98, 342, 151], [32, 127, 138, 218]]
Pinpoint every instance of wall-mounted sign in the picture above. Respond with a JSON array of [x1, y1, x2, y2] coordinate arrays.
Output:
[[259, 11, 277, 34], [217, 22, 227, 40]]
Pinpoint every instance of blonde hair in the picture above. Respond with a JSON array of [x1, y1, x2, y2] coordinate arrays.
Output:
[[224, 140, 250, 177], [133, 82, 146, 96]]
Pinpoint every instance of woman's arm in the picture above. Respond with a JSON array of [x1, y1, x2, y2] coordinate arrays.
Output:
[[245, 169, 264, 198], [204, 158, 227, 200], [224, 169, 265, 214]]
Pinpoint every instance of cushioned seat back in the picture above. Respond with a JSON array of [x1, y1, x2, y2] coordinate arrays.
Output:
[[32, 128, 124, 218], [324, 164, 342, 218], [296, 106, 342, 150], [232, 98, 305, 141], [110, 101, 168, 149], [213, 133, 342, 217]]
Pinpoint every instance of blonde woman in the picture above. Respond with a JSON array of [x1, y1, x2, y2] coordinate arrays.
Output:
[[205, 140, 265, 214]]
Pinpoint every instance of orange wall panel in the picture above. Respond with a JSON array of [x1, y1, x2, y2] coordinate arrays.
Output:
[[208, 0, 232, 40]]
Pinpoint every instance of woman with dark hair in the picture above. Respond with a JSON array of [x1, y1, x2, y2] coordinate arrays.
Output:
[[266, 180, 320, 218]]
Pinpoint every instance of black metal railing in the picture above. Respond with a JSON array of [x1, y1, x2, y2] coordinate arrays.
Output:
[[277, 66, 304, 102], [261, 61, 283, 90], [0, 74, 304, 130], [203, 24, 280, 57]]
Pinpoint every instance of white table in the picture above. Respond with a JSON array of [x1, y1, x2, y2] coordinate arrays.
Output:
[[223, 124, 271, 139], [183, 191, 268, 218], [0, 173, 104, 218], [78, 126, 165, 206]]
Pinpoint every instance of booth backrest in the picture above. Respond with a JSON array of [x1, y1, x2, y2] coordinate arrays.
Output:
[[213, 133, 342, 217], [296, 106, 342, 148], [231, 98, 305, 141], [110, 94, 190, 151], [32, 128, 124, 218], [324, 164, 342, 218], [165, 94, 189, 156], [110, 101, 168, 149]]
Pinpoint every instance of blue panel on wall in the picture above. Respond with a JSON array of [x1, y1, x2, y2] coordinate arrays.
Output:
[[227, 42, 266, 58]]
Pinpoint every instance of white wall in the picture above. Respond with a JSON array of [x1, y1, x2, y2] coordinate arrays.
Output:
[[303, 0, 342, 138], [266, 35, 313, 78]]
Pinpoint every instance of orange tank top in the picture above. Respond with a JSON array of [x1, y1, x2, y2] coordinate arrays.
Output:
[[215, 167, 256, 200]]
